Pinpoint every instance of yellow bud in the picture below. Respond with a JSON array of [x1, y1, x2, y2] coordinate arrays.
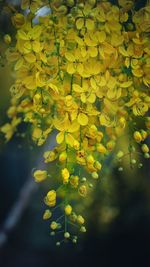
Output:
[[119, 117, 126, 128], [59, 151, 67, 162], [70, 175, 79, 188], [32, 128, 42, 140], [88, 0, 96, 6], [66, 0, 74, 7], [146, 117, 150, 129], [133, 131, 142, 143], [43, 209, 52, 220], [77, 215, 85, 225], [55, 5, 67, 14], [97, 144, 107, 154], [4, 34, 11, 44], [118, 73, 126, 82], [106, 140, 116, 151], [80, 226, 86, 232], [12, 13, 25, 28], [78, 185, 87, 197], [50, 221, 58, 230], [92, 172, 99, 179], [44, 190, 56, 207], [70, 212, 77, 222], [44, 150, 56, 163], [33, 93, 41, 104], [145, 96, 150, 103], [33, 170, 47, 182], [141, 130, 147, 141], [7, 106, 16, 118], [65, 205, 72, 215], [40, 108, 46, 114], [141, 144, 149, 153], [95, 161, 102, 171], [47, 190, 56, 201], [86, 155, 95, 164], [62, 168, 70, 184], [64, 232, 70, 238], [96, 132, 103, 142], [116, 151, 124, 159], [73, 140, 80, 150]]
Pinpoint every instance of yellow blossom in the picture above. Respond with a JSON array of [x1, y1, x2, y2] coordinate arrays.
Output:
[[33, 170, 47, 183]]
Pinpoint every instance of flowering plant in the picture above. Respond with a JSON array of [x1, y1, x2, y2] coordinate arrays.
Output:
[[1, 0, 150, 245]]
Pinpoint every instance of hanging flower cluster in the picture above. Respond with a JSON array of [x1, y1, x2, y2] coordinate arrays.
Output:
[[1, 0, 150, 245]]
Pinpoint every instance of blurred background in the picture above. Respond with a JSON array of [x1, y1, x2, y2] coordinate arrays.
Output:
[[1, 1, 150, 266]]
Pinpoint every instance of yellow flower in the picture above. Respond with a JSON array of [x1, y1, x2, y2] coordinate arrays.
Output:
[[54, 115, 79, 146], [33, 170, 47, 183]]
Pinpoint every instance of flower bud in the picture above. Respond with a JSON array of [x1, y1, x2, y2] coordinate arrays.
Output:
[[144, 153, 150, 159], [43, 209, 52, 220], [66, 0, 74, 7], [77, 215, 85, 225], [65, 205, 72, 215], [86, 155, 95, 164], [33, 170, 47, 183], [64, 232, 70, 238], [133, 131, 142, 143], [97, 144, 107, 154], [12, 13, 25, 28], [50, 221, 58, 230], [92, 172, 99, 179], [141, 144, 149, 153], [4, 34, 11, 44], [80, 226, 86, 232], [116, 151, 124, 159], [59, 151, 67, 161]]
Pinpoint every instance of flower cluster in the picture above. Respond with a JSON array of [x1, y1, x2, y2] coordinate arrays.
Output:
[[1, 0, 150, 245]]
